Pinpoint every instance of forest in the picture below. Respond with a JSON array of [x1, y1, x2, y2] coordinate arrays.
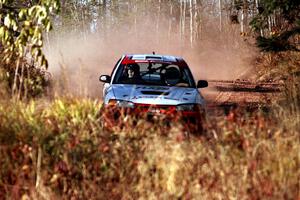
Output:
[[0, 0, 299, 199]]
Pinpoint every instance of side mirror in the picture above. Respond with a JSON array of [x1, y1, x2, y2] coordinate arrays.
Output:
[[99, 75, 111, 83], [197, 80, 208, 88]]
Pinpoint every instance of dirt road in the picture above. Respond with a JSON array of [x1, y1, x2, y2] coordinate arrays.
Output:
[[204, 80, 283, 113]]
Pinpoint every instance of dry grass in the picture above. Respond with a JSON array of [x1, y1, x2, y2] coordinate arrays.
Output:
[[0, 97, 299, 199], [255, 51, 300, 82]]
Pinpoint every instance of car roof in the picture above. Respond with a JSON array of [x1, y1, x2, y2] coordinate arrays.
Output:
[[121, 54, 188, 67]]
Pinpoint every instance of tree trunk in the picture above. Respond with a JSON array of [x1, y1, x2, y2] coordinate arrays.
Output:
[[182, 0, 186, 48], [168, 2, 173, 51], [179, 0, 183, 49], [189, 0, 193, 47], [156, 0, 161, 45], [219, 0, 222, 32], [12, 59, 20, 98]]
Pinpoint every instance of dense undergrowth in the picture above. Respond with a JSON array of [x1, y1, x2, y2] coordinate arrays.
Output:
[[0, 97, 299, 199], [0, 54, 51, 100], [0, 52, 299, 199]]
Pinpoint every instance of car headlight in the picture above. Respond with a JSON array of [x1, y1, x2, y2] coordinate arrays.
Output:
[[176, 104, 199, 111], [108, 99, 135, 108]]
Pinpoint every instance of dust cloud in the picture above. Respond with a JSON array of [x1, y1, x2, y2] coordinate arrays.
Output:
[[45, 15, 257, 98]]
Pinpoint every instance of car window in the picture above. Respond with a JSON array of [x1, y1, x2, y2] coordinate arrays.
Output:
[[113, 62, 195, 87]]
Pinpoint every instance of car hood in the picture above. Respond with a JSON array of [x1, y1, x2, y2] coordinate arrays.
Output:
[[110, 84, 204, 105]]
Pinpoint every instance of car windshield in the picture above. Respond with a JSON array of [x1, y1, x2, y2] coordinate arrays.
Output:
[[113, 62, 195, 87]]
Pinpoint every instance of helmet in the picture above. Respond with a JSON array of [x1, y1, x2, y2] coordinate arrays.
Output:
[[127, 63, 140, 75], [127, 63, 139, 70], [164, 67, 181, 85]]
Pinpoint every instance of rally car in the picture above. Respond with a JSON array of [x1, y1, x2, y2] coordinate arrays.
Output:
[[99, 54, 208, 132]]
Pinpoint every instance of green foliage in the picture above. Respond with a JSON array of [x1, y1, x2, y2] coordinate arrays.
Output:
[[251, 0, 300, 30], [0, 0, 59, 98], [0, 0, 60, 68], [250, 0, 300, 52], [256, 34, 297, 52], [260, 0, 300, 21]]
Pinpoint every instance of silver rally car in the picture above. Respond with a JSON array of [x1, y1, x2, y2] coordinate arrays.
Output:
[[99, 54, 208, 130]]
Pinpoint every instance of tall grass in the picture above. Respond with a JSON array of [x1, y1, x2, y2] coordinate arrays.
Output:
[[0, 97, 299, 199], [255, 51, 300, 129]]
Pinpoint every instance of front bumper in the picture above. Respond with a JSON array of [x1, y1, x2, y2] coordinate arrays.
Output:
[[101, 103, 206, 132]]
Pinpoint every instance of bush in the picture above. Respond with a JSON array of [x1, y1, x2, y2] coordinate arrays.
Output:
[[0, 52, 51, 100]]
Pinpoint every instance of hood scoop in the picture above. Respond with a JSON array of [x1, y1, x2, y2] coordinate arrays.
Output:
[[141, 91, 169, 95]]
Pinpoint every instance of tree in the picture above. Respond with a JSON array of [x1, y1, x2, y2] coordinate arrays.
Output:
[[0, 0, 60, 67], [0, 0, 60, 98], [250, 0, 300, 51]]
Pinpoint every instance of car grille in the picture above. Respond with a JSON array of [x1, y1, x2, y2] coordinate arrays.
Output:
[[135, 104, 176, 114]]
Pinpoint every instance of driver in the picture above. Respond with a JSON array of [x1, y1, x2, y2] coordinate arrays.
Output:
[[121, 63, 144, 84]]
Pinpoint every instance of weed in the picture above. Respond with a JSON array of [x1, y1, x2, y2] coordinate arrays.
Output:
[[0, 97, 299, 199]]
